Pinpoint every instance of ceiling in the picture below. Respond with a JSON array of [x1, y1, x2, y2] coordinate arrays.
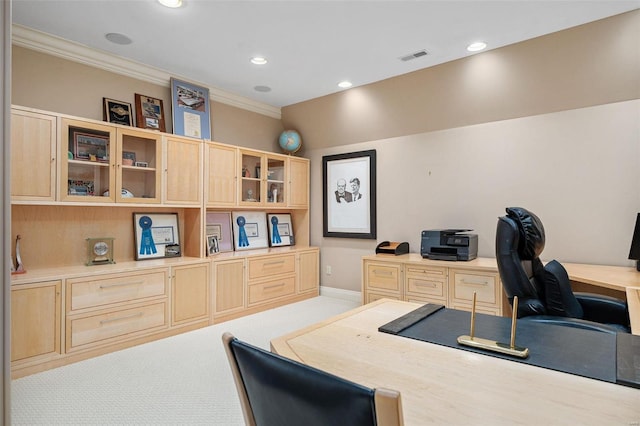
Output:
[[11, 0, 640, 110]]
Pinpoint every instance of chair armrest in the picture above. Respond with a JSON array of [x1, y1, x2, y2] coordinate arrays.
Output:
[[574, 292, 629, 326], [522, 315, 628, 334]]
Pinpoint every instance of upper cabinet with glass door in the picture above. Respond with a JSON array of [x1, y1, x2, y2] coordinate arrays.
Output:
[[116, 127, 162, 203], [238, 149, 287, 207], [60, 118, 161, 203], [60, 118, 117, 203]]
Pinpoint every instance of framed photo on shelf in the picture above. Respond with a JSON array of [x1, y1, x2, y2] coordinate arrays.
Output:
[[231, 211, 268, 251], [205, 211, 233, 252], [323, 149, 377, 239], [103, 97, 133, 126], [170, 77, 211, 140], [206, 235, 220, 256], [122, 151, 136, 166], [133, 212, 181, 260], [267, 213, 294, 247], [135, 93, 166, 132], [71, 130, 109, 162]]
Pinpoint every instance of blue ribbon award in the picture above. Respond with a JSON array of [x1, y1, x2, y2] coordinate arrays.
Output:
[[139, 215, 157, 255]]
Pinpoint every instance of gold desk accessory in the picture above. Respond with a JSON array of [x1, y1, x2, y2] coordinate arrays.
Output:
[[457, 293, 529, 359]]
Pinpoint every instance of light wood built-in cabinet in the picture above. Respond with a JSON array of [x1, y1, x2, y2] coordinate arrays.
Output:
[[205, 141, 237, 207], [10, 105, 317, 378], [10, 108, 57, 201], [212, 247, 320, 323], [362, 254, 507, 316], [11, 281, 61, 365]]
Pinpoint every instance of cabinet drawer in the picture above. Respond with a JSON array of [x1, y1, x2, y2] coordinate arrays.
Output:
[[450, 302, 501, 316], [367, 292, 401, 304], [248, 276, 295, 305], [366, 264, 401, 292], [406, 266, 446, 298], [68, 270, 167, 312], [451, 270, 498, 304], [248, 255, 296, 280], [67, 302, 168, 350]]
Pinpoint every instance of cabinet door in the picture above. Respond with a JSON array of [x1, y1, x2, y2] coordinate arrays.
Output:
[[172, 263, 210, 325], [288, 157, 309, 208], [205, 142, 237, 206], [116, 127, 162, 203], [239, 149, 263, 205], [60, 118, 116, 202], [11, 281, 61, 362], [11, 108, 57, 201], [265, 154, 287, 206], [164, 135, 203, 205], [213, 259, 245, 316], [298, 249, 319, 294]]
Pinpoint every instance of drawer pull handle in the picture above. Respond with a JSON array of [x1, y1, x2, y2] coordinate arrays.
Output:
[[264, 283, 285, 290], [373, 270, 393, 276], [460, 279, 489, 286], [263, 260, 286, 266], [99, 281, 144, 290], [99, 312, 144, 325], [415, 282, 437, 288]]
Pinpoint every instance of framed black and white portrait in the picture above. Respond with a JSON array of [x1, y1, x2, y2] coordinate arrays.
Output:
[[322, 149, 376, 239]]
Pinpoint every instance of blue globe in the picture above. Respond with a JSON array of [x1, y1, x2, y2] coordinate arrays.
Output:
[[279, 130, 302, 154]]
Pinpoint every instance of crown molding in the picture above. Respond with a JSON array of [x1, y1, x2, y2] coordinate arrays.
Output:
[[11, 24, 282, 119]]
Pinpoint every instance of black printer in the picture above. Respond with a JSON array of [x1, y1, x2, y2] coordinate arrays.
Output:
[[420, 229, 478, 261]]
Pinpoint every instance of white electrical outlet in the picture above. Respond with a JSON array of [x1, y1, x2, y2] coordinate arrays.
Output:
[[326, 265, 332, 275]]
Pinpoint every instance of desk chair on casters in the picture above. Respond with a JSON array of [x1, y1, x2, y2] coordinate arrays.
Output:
[[495, 207, 630, 333], [222, 332, 404, 426]]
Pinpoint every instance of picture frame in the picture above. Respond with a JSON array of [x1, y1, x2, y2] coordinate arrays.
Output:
[[71, 130, 109, 162], [135, 93, 166, 132], [122, 151, 136, 166], [205, 211, 233, 253], [323, 149, 377, 239], [103, 97, 133, 126], [206, 235, 220, 256], [231, 211, 268, 251], [267, 213, 294, 247], [170, 77, 211, 140], [133, 212, 181, 260]]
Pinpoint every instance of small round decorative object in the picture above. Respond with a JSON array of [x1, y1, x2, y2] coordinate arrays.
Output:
[[93, 241, 109, 257], [278, 130, 302, 155]]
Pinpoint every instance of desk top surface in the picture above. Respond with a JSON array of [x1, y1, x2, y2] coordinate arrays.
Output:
[[271, 299, 639, 425]]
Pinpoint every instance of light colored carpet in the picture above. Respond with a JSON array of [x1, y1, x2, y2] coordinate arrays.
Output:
[[11, 295, 359, 425]]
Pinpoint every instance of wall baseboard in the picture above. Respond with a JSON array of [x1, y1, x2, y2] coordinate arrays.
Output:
[[319, 286, 361, 303]]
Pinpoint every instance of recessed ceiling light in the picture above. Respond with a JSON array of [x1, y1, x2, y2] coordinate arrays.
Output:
[[467, 42, 487, 52], [105, 33, 132, 45], [158, 0, 183, 8], [338, 81, 352, 89], [251, 57, 268, 65], [254, 85, 271, 92]]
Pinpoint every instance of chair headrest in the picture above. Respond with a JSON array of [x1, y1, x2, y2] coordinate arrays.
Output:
[[506, 207, 545, 259]]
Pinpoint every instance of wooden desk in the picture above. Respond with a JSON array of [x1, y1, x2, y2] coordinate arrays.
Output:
[[626, 287, 640, 335], [271, 299, 639, 425], [562, 262, 640, 293]]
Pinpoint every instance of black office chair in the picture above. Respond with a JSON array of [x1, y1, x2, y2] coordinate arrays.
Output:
[[495, 207, 630, 333], [222, 332, 404, 426]]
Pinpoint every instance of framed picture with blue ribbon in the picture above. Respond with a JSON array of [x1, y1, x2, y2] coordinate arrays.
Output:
[[232, 211, 268, 251], [133, 212, 180, 260], [267, 213, 294, 247]]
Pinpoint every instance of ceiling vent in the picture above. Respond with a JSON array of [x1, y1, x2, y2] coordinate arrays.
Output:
[[400, 50, 428, 62]]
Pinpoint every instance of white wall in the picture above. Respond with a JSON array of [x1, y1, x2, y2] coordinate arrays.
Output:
[[310, 100, 640, 292]]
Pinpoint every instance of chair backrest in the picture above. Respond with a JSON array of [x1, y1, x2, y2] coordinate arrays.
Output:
[[496, 207, 548, 317], [222, 332, 403, 426]]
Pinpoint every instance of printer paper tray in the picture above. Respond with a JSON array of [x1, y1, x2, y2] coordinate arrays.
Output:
[[425, 253, 458, 261]]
